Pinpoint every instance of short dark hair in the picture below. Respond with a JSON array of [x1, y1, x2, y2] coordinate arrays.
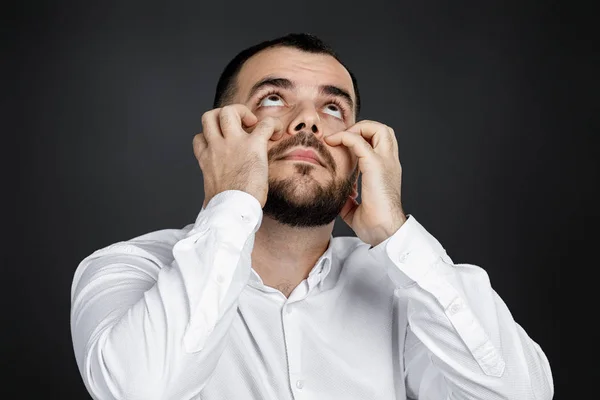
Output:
[[213, 33, 361, 118]]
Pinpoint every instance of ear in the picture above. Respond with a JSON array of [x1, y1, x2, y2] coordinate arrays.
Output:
[[351, 180, 359, 200]]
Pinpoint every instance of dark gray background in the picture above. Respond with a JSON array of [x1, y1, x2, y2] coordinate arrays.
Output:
[[8, 0, 597, 398]]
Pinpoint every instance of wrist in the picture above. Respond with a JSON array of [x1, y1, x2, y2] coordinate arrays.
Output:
[[376, 211, 407, 246]]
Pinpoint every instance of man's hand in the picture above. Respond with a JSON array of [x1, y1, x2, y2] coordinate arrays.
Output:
[[325, 120, 407, 247], [193, 104, 283, 208]]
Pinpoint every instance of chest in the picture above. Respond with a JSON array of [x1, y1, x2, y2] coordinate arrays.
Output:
[[200, 283, 409, 400]]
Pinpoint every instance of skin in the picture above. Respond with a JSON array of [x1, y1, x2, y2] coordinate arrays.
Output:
[[194, 46, 407, 297]]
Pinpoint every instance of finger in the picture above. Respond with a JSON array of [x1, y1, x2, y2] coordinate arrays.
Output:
[[346, 121, 396, 155], [201, 108, 222, 142], [251, 116, 284, 142], [219, 104, 258, 137], [325, 131, 375, 161], [192, 132, 208, 160]]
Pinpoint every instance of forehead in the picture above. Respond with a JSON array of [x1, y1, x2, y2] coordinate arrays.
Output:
[[235, 46, 355, 100]]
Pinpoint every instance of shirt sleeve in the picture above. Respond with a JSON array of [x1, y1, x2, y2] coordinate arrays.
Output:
[[368, 215, 554, 400], [70, 190, 261, 400]]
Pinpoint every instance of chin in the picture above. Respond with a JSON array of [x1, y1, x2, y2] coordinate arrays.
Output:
[[287, 181, 323, 203], [269, 176, 322, 204], [264, 167, 353, 227]]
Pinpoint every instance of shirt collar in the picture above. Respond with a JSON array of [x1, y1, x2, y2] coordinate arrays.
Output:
[[248, 234, 335, 289], [308, 235, 334, 288]]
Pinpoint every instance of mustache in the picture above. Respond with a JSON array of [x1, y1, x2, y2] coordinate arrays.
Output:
[[267, 131, 337, 171]]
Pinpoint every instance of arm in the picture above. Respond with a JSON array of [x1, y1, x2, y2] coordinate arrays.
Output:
[[70, 190, 261, 400], [325, 120, 553, 399], [72, 100, 281, 399], [369, 215, 554, 400]]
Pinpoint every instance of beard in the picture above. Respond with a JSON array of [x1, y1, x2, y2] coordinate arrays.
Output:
[[263, 162, 358, 227]]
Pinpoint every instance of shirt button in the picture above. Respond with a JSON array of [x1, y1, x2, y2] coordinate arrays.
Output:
[[286, 306, 293, 314], [398, 252, 410, 263], [296, 380, 304, 389], [216, 274, 225, 284], [449, 299, 464, 315]]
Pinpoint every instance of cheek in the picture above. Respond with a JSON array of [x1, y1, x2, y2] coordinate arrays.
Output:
[[331, 147, 356, 176], [322, 119, 348, 137]]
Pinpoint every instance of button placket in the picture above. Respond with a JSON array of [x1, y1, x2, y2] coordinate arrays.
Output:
[[282, 302, 304, 395]]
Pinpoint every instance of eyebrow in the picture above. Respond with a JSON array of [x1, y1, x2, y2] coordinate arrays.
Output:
[[246, 76, 355, 113]]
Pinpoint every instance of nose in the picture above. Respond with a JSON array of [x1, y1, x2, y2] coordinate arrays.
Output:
[[287, 102, 322, 138]]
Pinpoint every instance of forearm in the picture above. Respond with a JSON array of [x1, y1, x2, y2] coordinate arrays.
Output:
[[370, 216, 554, 399], [402, 263, 552, 399]]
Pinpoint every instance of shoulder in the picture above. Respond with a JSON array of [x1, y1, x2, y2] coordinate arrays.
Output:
[[330, 235, 392, 282], [330, 235, 366, 259], [82, 223, 195, 267]]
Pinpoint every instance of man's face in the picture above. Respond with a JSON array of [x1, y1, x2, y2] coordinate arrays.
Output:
[[233, 46, 359, 227]]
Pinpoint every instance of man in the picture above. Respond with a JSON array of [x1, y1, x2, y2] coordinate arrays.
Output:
[[70, 33, 554, 399]]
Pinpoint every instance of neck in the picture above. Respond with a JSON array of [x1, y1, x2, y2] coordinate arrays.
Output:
[[251, 215, 333, 297]]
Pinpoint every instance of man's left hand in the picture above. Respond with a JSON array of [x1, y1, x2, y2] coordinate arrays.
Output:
[[325, 120, 407, 247]]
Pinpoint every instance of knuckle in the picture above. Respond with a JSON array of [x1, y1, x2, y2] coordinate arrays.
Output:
[[201, 112, 211, 126], [195, 149, 204, 163], [193, 146, 205, 160], [201, 108, 220, 126], [219, 109, 233, 129], [193, 133, 204, 146], [219, 106, 231, 119]]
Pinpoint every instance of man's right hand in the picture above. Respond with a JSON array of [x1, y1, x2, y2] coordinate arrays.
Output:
[[193, 104, 284, 208]]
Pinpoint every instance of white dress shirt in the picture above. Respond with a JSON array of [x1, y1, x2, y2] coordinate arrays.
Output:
[[70, 190, 554, 400]]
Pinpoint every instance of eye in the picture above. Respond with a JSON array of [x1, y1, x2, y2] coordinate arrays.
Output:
[[259, 94, 285, 107], [323, 103, 343, 119]]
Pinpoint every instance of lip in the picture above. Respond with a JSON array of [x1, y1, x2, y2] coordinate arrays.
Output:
[[280, 148, 323, 166]]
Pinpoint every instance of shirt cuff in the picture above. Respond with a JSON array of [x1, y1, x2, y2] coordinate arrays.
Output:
[[186, 190, 263, 246], [368, 215, 449, 288]]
